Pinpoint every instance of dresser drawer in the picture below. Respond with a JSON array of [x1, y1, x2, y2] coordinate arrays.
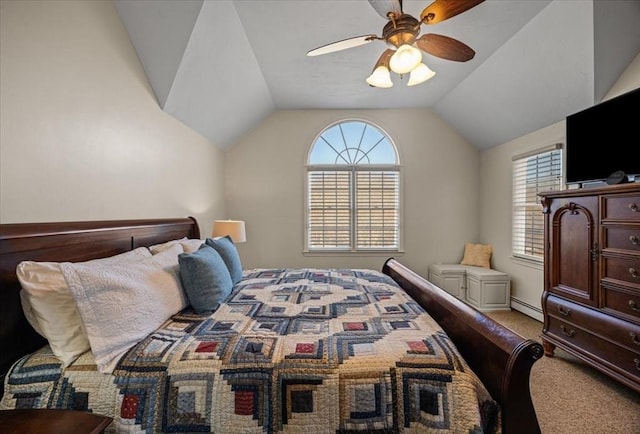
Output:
[[602, 194, 640, 221], [546, 294, 640, 350], [602, 256, 640, 288], [601, 284, 640, 324], [602, 226, 640, 253], [546, 316, 640, 382]]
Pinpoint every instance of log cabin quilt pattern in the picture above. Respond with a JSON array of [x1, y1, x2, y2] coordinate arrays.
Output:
[[1, 268, 500, 433]]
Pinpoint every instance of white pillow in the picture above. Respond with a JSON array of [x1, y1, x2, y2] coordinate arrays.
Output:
[[149, 237, 204, 254], [17, 247, 152, 366], [61, 243, 187, 374]]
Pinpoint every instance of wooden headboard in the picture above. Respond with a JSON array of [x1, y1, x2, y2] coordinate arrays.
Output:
[[0, 217, 200, 390]]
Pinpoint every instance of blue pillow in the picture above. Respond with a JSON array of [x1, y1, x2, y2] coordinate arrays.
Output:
[[205, 236, 243, 284], [178, 245, 233, 314]]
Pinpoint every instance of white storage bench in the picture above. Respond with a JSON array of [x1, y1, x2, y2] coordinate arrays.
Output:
[[428, 264, 511, 311], [427, 264, 468, 299]]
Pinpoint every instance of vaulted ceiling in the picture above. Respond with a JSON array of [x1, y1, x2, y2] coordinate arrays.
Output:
[[114, 0, 640, 150]]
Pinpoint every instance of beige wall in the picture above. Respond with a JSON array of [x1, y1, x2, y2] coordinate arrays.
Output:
[[480, 53, 640, 320], [0, 0, 225, 231], [4, 0, 637, 322], [225, 109, 481, 274], [603, 52, 640, 101]]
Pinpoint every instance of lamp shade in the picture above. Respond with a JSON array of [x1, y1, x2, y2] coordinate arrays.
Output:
[[389, 44, 422, 74], [212, 220, 246, 243], [407, 63, 436, 86], [366, 66, 393, 88]]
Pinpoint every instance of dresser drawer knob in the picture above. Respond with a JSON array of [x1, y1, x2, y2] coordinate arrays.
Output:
[[560, 324, 576, 338], [635, 358, 640, 372], [630, 268, 639, 279], [630, 300, 640, 312], [558, 306, 572, 316], [631, 203, 639, 212], [632, 332, 640, 346], [631, 235, 640, 246]]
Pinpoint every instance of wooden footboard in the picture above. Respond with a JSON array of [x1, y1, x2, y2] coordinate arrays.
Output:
[[382, 258, 543, 434]]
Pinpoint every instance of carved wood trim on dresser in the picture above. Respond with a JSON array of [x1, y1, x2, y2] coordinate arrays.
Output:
[[539, 183, 640, 393]]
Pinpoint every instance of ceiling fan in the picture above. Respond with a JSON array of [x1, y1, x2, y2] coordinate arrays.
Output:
[[307, 0, 485, 88]]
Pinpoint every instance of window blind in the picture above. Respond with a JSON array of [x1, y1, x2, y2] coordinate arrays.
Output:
[[356, 171, 399, 249], [307, 169, 400, 250], [308, 171, 352, 249], [512, 146, 562, 260]]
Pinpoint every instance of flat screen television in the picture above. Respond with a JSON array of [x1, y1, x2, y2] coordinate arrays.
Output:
[[565, 87, 640, 185]]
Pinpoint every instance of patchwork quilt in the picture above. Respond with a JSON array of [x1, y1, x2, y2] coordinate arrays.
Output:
[[1, 268, 500, 433]]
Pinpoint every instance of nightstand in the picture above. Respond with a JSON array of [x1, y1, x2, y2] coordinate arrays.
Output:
[[0, 409, 112, 434]]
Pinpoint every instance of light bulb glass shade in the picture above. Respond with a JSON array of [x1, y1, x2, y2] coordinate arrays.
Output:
[[366, 66, 393, 88], [212, 220, 246, 243], [407, 63, 436, 86], [389, 44, 422, 74]]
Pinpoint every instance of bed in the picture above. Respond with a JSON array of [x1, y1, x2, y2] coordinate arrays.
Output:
[[0, 217, 543, 433]]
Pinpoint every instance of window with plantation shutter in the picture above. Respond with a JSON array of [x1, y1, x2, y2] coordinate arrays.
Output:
[[512, 144, 563, 261], [306, 120, 400, 252]]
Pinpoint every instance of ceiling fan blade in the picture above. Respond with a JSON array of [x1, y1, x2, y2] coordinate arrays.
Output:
[[415, 33, 475, 62], [420, 0, 485, 25], [307, 35, 378, 57], [368, 0, 403, 19], [372, 48, 395, 70]]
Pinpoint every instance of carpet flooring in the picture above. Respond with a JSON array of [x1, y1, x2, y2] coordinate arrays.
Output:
[[486, 310, 640, 434]]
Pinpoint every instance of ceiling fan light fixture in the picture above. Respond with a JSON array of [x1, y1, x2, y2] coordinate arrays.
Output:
[[366, 66, 393, 88], [389, 44, 422, 74], [307, 0, 485, 90], [407, 63, 436, 86]]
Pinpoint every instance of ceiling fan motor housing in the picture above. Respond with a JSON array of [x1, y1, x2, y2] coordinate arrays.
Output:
[[383, 14, 421, 48]]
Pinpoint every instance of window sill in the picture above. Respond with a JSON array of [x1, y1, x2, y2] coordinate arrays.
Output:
[[510, 255, 543, 270]]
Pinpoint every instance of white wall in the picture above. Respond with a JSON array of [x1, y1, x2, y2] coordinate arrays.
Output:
[[480, 53, 640, 320], [0, 0, 225, 231], [225, 109, 481, 275]]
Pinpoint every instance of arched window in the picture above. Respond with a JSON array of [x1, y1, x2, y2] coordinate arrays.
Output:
[[306, 120, 401, 252]]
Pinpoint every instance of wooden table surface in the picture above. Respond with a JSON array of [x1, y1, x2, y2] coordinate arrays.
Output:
[[0, 409, 112, 434]]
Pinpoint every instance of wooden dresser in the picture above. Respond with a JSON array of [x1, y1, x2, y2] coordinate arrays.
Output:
[[539, 183, 640, 392]]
